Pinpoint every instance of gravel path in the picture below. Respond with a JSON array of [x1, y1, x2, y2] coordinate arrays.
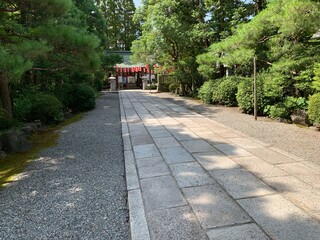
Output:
[[155, 92, 320, 165], [0, 93, 130, 240]]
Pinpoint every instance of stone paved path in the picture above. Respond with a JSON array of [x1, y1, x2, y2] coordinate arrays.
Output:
[[120, 90, 320, 240]]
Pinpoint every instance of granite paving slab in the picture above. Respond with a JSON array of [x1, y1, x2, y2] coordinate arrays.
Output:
[[141, 176, 187, 211], [232, 156, 288, 178], [263, 176, 320, 219], [180, 139, 216, 153], [182, 185, 252, 229], [169, 162, 215, 188], [238, 195, 320, 240], [136, 157, 170, 179], [247, 148, 296, 165], [206, 223, 269, 240], [153, 137, 181, 149], [147, 206, 208, 240], [193, 151, 240, 171], [214, 144, 253, 157], [128, 189, 151, 240], [228, 137, 264, 149], [148, 129, 172, 138], [131, 134, 154, 146], [210, 169, 275, 199], [133, 144, 161, 159], [160, 146, 195, 164], [277, 162, 320, 176]]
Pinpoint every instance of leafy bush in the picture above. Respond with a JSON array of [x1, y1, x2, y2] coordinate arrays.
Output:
[[54, 83, 73, 109], [93, 78, 103, 91], [0, 108, 14, 130], [169, 83, 180, 93], [237, 77, 266, 114], [284, 96, 308, 111], [213, 76, 243, 106], [269, 104, 290, 119], [93, 72, 104, 91], [70, 84, 96, 111], [14, 93, 63, 124], [308, 92, 320, 125], [198, 80, 220, 104]]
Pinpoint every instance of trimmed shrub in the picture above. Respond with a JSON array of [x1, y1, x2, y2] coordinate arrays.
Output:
[[54, 83, 73, 109], [237, 77, 266, 114], [70, 84, 96, 111], [308, 92, 320, 125], [13, 93, 63, 124], [213, 76, 243, 106], [198, 79, 220, 104], [269, 104, 290, 119], [93, 78, 103, 91], [169, 83, 180, 93], [94, 71, 105, 91], [284, 97, 308, 111]]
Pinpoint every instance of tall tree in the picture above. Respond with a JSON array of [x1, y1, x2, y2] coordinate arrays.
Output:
[[97, 0, 137, 50], [131, 0, 253, 93], [0, 0, 101, 116]]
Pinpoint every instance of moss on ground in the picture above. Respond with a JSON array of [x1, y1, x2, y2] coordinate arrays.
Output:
[[0, 114, 83, 190]]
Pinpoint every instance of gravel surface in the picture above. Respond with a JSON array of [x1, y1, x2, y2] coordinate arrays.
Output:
[[154, 92, 320, 165], [0, 92, 130, 240]]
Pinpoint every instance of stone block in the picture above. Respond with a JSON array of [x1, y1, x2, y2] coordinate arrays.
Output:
[[128, 189, 151, 240], [153, 137, 180, 149], [210, 169, 275, 199], [160, 146, 195, 164], [214, 144, 252, 158], [238, 195, 320, 240], [136, 156, 170, 179], [133, 144, 161, 159], [232, 156, 287, 178], [170, 162, 215, 188], [182, 185, 251, 229], [180, 139, 216, 153], [147, 206, 208, 240], [193, 151, 240, 171], [141, 176, 187, 211], [206, 223, 269, 240], [247, 148, 296, 164]]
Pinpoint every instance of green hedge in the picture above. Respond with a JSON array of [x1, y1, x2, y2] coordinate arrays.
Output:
[[198, 79, 220, 104], [213, 76, 244, 106], [14, 93, 63, 124], [236, 77, 266, 114], [308, 92, 320, 125]]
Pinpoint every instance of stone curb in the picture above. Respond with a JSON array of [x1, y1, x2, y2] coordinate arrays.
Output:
[[119, 92, 151, 240]]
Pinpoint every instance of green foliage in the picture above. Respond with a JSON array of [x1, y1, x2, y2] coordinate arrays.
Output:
[[269, 104, 291, 120], [308, 93, 320, 125], [236, 77, 266, 114], [71, 84, 96, 112], [198, 80, 220, 104], [54, 83, 74, 109], [313, 63, 320, 91], [13, 93, 63, 124], [93, 79, 103, 92], [0, 108, 14, 130], [285, 97, 308, 111], [213, 76, 243, 106], [169, 83, 180, 93]]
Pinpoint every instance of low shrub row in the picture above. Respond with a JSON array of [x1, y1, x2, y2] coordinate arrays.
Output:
[[12, 83, 96, 125], [198, 75, 320, 126]]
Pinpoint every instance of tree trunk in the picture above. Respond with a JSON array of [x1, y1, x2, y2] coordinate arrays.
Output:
[[0, 73, 12, 118]]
